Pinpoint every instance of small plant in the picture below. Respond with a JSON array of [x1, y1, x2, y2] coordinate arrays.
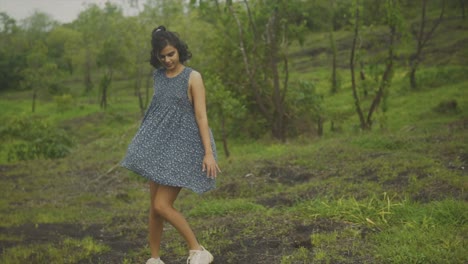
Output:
[[281, 247, 312, 264], [54, 94, 74, 113], [3, 115, 74, 161]]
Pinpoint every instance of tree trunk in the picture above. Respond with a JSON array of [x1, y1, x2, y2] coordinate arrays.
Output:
[[410, 0, 445, 89], [84, 47, 93, 93], [100, 84, 107, 109], [229, 5, 269, 119], [221, 113, 230, 158], [409, 62, 418, 89], [31, 90, 37, 113], [134, 62, 145, 116], [67, 58, 73, 75], [317, 115, 323, 136], [137, 85, 145, 116], [349, 2, 368, 130], [100, 70, 112, 109], [267, 9, 286, 141], [460, 0, 466, 19], [366, 24, 396, 128], [330, 31, 338, 94]]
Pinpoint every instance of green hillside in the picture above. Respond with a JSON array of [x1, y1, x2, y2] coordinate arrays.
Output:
[[0, 2, 467, 264]]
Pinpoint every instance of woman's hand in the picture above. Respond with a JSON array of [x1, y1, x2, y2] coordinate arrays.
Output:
[[202, 153, 221, 179]]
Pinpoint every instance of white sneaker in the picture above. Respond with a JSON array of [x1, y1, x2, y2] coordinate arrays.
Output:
[[187, 246, 214, 264], [146, 257, 165, 264]]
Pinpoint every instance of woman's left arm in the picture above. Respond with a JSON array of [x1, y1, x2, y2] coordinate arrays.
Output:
[[189, 70, 220, 178]]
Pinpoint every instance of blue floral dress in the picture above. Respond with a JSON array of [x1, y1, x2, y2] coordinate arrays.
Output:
[[121, 67, 216, 194]]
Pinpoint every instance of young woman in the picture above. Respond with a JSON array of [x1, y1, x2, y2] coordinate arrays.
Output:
[[121, 25, 220, 264]]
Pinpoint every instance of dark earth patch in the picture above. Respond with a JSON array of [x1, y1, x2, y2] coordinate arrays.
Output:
[[0, 223, 104, 250], [412, 179, 467, 203], [259, 164, 314, 185], [256, 192, 296, 208]]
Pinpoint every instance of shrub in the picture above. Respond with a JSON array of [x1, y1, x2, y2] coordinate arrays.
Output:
[[54, 94, 74, 113], [3, 115, 74, 161]]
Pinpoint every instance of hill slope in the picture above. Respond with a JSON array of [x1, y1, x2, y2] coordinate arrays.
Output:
[[0, 14, 467, 264]]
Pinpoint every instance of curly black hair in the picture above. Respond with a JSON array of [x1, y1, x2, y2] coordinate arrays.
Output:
[[150, 25, 192, 68]]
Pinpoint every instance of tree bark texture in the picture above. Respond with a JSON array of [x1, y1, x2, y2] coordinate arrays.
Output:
[[330, 31, 338, 94], [267, 9, 286, 141], [229, 0, 291, 141], [409, 0, 445, 89], [31, 90, 37, 113], [100, 69, 113, 109], [229, 5, 270, 120], [221, 113, 230, 158], [366, 24, 396, 127], [84, 47, 93, 93], [460, 0, 466, 19], [349, 3, 368, 130]]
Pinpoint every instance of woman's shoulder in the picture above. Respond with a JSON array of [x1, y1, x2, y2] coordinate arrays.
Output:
[[187, 67, 201, 78]]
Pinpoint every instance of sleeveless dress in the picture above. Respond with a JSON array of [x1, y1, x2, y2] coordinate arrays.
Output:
[[121, 67, 216, 194]]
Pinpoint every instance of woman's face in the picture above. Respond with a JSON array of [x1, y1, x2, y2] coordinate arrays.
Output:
[[158, 45, 180, 70]]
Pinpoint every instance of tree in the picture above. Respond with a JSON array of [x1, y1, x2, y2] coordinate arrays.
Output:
[[95, 3, 131, 109], [227, 0, 307, 141], [75, 3, 132, 108], [47, 26, 82, 75], [288, 80, 324, 137], [328, 0, 341, 94], [124, 16, 152, 116], [21, 42, 59, 112], [205, 75, 246, 158], [141, 0, 185, 28], [462, 0, 466, 19], [409, 0, 446, 89], [349, 0, 403, 130], [74, 5, 102, 93], [0, 12, 24, 91], [21, 11, 58, 45]]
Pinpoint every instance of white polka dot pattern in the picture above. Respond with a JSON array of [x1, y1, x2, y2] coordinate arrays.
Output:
[[121, 67, 216, 194]]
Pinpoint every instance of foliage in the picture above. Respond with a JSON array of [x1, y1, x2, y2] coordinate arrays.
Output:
[[195, 0, 310, 140], [287, 80, 324, 136], [1, 115, 73, 161], [0, 0, 462, 138], [205, 74, 246, 155], [46, 26, 82, 74], [0, 12, 25, 91], [0, 2, 466, 262], [54, 94, 74, 112]]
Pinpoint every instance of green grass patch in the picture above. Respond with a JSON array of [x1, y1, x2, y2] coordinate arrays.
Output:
[[288, 197, 467, 263], [188, 198, 266, 217], [1, 236, 109, 264]]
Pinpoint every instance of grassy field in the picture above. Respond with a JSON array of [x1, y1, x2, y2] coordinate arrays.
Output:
[[1, 15, 467, 264]]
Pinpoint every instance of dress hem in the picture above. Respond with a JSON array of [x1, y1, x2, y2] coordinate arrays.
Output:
[[120, 162, 215, 195]]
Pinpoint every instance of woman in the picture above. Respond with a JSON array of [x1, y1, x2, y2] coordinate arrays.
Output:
[[121, 25, 220, 264]]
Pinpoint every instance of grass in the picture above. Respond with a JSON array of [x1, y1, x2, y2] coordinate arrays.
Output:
[[1, 73, 466, 262], [0, 11, 467, 264], [1, 236, 109, 264]]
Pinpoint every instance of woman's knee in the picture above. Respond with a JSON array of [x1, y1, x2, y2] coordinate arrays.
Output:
[[152, 202, 172, 217]]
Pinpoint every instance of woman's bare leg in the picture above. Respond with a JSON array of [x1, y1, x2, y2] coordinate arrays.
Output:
[[149, 181, 201, 255], [149, 182, 165, 258]]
